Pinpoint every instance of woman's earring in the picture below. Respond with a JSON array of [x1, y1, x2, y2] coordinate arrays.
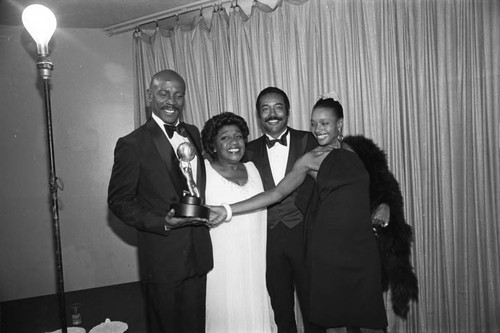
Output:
[[337, 130, 343, 142]]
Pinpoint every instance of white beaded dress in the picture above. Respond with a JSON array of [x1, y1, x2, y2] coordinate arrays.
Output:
[[205, 160, 276, 333]]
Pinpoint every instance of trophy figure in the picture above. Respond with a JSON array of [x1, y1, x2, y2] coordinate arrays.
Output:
[[171, 142, 210, 219]]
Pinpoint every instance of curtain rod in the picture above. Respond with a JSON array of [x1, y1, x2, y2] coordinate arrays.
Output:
[[103, 0, 234, 36]]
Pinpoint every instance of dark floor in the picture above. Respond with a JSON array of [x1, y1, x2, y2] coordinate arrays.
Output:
[[0, 281, 147, 333]]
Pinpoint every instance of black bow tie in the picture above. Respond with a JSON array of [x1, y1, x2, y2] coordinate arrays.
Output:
[[164, 123, 187, 138], [266, 131, 288, 148]]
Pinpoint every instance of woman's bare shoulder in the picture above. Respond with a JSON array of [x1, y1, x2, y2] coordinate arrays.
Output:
[[297, 147, 331, 172], [299, 148, 326, 163]]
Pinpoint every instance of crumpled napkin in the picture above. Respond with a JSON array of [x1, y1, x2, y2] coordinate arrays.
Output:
[[89, 318, 128, 333]]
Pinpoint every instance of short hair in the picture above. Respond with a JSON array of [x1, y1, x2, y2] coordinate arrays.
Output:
[[313, 98, 344, 119], [255, 87, 290, 118], [150, 69, 185, 91], [202, 112, 250, 161]]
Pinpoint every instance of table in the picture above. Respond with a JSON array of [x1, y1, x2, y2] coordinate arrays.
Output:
[[0, 282, 147, 333]]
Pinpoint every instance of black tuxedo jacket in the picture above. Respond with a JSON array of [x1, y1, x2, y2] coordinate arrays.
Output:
[[108, 118, 213, 283], [246, 127, 317, 228]]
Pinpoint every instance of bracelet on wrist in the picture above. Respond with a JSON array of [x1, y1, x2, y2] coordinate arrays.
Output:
[[221, 203, 232, 222]]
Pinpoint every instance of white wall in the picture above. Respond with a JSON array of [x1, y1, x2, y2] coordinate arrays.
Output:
[[0, 25, 139, 301]]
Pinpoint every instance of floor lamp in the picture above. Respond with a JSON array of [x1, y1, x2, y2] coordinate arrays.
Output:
[[22, 5, 68, 333]]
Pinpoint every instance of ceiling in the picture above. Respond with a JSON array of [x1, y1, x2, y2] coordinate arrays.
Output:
[[0, 0, 206, 30]]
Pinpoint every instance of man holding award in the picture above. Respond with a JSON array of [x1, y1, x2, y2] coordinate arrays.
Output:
[[108, 69, 212, 333]]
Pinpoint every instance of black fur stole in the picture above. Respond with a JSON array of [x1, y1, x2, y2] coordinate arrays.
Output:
[[344, 135, 419, 319]]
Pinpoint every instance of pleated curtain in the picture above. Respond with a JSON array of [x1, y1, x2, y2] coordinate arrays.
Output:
[[132, 0, 500, 331]]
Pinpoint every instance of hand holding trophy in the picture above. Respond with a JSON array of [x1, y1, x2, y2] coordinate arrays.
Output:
[[170, 142, 210, 221]]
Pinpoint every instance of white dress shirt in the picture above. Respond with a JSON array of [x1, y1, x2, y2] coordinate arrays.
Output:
[[266, 130, 289, 184]]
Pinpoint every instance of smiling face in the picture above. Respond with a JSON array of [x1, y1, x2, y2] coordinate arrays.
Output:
[[147, 70, 186, 125], [257, 92, 289, 138], [214, 124, 246, 164], [310, 106, 343, 146]]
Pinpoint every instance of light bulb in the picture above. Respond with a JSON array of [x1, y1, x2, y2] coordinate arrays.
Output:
[[22, 4, 57, 56]]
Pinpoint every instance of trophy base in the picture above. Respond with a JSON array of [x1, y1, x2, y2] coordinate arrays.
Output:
[[171, 195, 210, 219]]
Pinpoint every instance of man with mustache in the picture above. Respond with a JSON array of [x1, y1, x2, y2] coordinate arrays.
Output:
[[245, 87, 322, 333], [108, 69, 212, 333]]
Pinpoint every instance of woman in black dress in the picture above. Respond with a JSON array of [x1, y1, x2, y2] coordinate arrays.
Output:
[[210, 97, 388, 332]]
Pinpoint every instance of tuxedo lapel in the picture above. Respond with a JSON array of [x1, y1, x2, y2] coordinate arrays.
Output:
[[286, 129, 307, 173], [147, 119, 187, 196], [254, 136, 276, 191]]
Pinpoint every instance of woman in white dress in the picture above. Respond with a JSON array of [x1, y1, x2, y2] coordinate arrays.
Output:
[[201, 112, 276, 333]]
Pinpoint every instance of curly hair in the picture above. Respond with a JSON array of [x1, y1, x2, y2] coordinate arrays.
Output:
[[201, 112, 249, 161], [313, 98, 344, 119]]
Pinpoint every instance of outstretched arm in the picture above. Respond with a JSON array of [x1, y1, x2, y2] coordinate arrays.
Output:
[[234, 153, 313, 213], [209, 152, 319, 225]]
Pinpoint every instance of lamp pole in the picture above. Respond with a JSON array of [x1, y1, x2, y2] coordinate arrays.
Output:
[[22, 5, 67, 333], [41, 55, 68, 333]]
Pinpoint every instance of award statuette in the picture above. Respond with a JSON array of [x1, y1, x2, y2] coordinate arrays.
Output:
[[171, 142, 210, 219]]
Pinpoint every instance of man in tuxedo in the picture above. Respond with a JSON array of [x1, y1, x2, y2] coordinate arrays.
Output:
[[246, 87, 321, 333], [108, 69, 212, 333]]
